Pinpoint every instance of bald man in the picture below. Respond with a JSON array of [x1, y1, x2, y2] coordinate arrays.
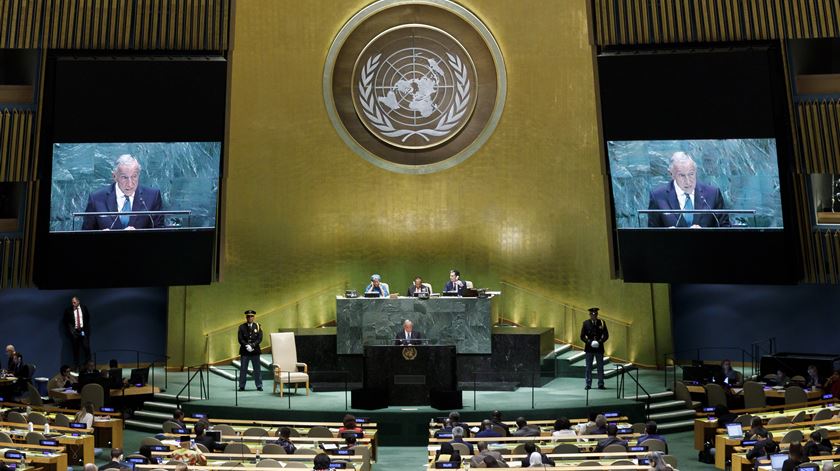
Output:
[[394, 319, 423, 346], [82, 154, 163, 230]]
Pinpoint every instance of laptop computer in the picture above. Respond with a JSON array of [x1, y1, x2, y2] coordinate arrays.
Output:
[[769, 453, 788, 471], [363, 292, 380, 298], [726, 422, 744, 439]]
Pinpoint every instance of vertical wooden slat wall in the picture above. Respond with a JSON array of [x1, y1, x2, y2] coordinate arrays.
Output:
[[592, 0, 840, 283], [0, 0, 230, 287]]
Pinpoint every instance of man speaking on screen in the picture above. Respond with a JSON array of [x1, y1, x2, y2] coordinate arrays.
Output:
[[647, 152, 729, 228], [82, 154, 164, 230]]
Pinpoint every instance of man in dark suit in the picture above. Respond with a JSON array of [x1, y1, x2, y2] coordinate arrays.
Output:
[[11, 353, 31, 398], [394, 319, 423, 345], [647, 152, 729, 228], [194, 423, 224, 452], [238, 310, 263, 391], [444, 270, 465, 295], [580, 307, 609, 390], [64, 296, 91, 369], [82, 154, 164, 230], [99, 448, 128, 470], [595, 425, 628, 452]]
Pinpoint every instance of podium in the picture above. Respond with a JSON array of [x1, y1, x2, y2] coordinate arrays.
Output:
[[362, 345, 457, 406]]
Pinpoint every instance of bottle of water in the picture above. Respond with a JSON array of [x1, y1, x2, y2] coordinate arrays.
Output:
[[255, 452, 260, 464], [45, 423, 50, 434], [28, 422, 33, 432]]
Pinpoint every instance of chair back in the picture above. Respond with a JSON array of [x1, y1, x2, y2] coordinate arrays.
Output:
[[162, 420, 182, 433], [552, 443, 579, 454], [511, 443, 527, 455], [603, 444, 627, 452], [25, 383, 43, 406], [294, 448, 318, 455], [140, 437, 164, 447], [223, 442, 251, 454], [579, 461, 602, 466], [631, 423, 647, 434], [491, 424, 507, 436], [704, 383, 728, 408], [662, 455, 678, 468], [270, 332, 299, 372], [307, 426, 334, 438], [465, 280, 474, 289], [54, 413, 71, 427], [422, 282, 433, 293], [735, 414, 754, 427], [767, 416, 791, 425], [257, 459, 282, 467], [212, 424, 236, 436], [611, 460, 635, 466], [784, 386, 808, 406], [6, 411, 26, 423], [219, 462, 243, 468], [451, 442, 469, 456], [812, 408, 834, 421], [243, 427, 268, 437], [194, 443, 209, 453], [262, 443, 286, 454], [743, 381, 767, 409], [25, 431, 45, 445], [283, 463, 307, 469], [27, 412, 48, 425], [781, 430, 804, 443], [791, 411, 807, 423], [673, 381, 693, 408], [81, 383, 105, 409], [0, 432, 11, 444], [643, 438, 667, 453]]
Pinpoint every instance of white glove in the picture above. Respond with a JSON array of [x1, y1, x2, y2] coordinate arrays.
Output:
[[246, 345, 253, 352], [591, 341, 599, 349]]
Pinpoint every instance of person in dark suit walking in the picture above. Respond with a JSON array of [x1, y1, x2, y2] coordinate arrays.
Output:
[[64, 296, 91, 369], [394, 319, 423, 345], [580, 307, 609, 390], [82, 154, 163, 230], [238, 310, 263, 391], [647, 152, 729, 228]]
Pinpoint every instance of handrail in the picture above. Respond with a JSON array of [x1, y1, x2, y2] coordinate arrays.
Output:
[[499, 281, 631, 326], [93, 349, 169, 390], [616, 365, 651, 420], [176, 363, 209, 407]]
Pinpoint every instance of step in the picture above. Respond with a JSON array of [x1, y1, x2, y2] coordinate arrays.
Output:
[[648, 409, 697, 422], [134, 410, 172, 421], [125, 419, 164, 433], [648, 400, 689, 411], [624, 391, 674, 402], [543, 344, 572, 360], [142, 401, 178, 412], [209, 365, 237, 381], [231, 360, 274, 380], [154, 392, 204, 402], [656, 419, 695, 433]]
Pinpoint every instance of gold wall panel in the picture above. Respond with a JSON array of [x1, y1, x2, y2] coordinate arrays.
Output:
[[593, 0, 840, 46], [168, 0, 672, 368]]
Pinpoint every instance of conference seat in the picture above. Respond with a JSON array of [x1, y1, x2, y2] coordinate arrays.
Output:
[[140, 437, 164, 447], [262, 443, 286, 454], [813, 408, 834, 421], [212, 424, 236, 436], [603, 444, 627, 452], [54, 413, 71, 427], [673, 381, 697, 408], [283, 463, 307, 469], [294, 448, 318, 455], [743, 381, 766, 409], [257, 459, 282, 467], [162, 420, 183, 433], [465, 281, 474, 289], [423, 282, 433, 293], [81, 383, 105, 409], [662, 455, 678, 468], [25, 431, 45, 445], [26, 412, 48, 425], [704, 383, 728, 408], [450, 442, 469, 456], [307, 426, 333, 438], [270, 332, 310, 397], [224, 442, 251, 454], [785, 386, 808, 405], [24, 383, 43, 406], [552, 443, 579, 454], [491, 424, 507, 436], [512, 443, 541, 455], [631, 423, 647, 434], [219, 462, 243, 467], [611, 460, 635, 466], [791, 411, 807, 423], [790, 375, 806, 385], [6, 411, 26, 424], [0, 432, 12, 444], [578, 461, 602, 466], [243, 427, 268, 437], [735, 414, 754, 428], [767, 416, 791, 425], [194, 443, 210, 453], [642, 438, 667, 453], [781, 430, 804, 444]]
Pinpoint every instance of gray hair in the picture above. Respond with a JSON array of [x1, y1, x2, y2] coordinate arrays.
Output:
[[452, 426, 464, 438], [370, 274, 381, 281], [669, 151, 696, 171], [83, 464, 99, 471], [113, 154, 141, 173], [403, 319, 413, 327]]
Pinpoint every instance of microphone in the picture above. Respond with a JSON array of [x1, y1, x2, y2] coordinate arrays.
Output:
[[108, 210, 120, 230], [139, 196, 155, 228], [700, 195, 721, 227]]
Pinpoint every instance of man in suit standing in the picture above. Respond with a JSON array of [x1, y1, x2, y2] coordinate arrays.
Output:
[[64, 296, 91, 369], [647, 152, 729, 228], [238, 310, 263, 391], [82, 154, 164, 230], [580, 307, 609, 390], [394, 319, 423, 345]]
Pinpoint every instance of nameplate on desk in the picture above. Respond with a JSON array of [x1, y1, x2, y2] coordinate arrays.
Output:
[[629, 446, 647, 452], [637, 458, 650, 465], [617, 428, 632, 434], [340, 431, 364, 439], [823, 394, 834, 400], [150, 446, 168, 452], [39, 439, 59, 446], [703, 407, 715, 412], [331, 449, 355, 455], [192, 413, 207, 419], [603, 412, 619, 418], [355, 417, 369, 423], [435, 462, 460, 469], [329, 463, 347, 469], [128, 457, 149, 464], [436, 433, 453, 439], [4, 451, 23, 460], [173, 428, 189, 434], [741, 440, 757, 446], [69, 422, 86, 429], [394, 374, 425, 385], [100, 407, 115, 413]]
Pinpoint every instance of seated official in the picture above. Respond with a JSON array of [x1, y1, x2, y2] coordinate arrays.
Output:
[[364, 274, 389, 297], [10, 353, 31, 397], [5, 345, 15, 372], [450, 426, 473, 455], [745, 417, 766, 440], [171, 436, 207, 466], [171, 409, 188, 430], [79, 360, 100, 376], [48, 365, 78, 402], [720, 359, 742, 387], [394, 319, 423, 345], [435, 443, 462, 463], [338, 414, 361, 435], [194, 423, 224, 452], [274, 427, 297, 454], [595, 424, 628, 452], [341, 435, 357, 450], [783, 443, 805, 471], [476, 419, 502, 438], [520, 443, 555, 468], [470, 442, 504, 468], [313, 453, 331, 471], [746, 430, 779, 460], [406, 276, 431, 297], [806, 365, 821, 389], [826, 369, 840, 398], [803, 431, 832, 460], [552, 417, 576, 437], [444, 269, 466, 295], [74, 402, 95, 428], [637, 421, 668, 453], [490, 410, 510, 436], [647, 152, 730, 228], [512, 417, 540, 437], [99, 448, 128, 470], [82, 154, 164, 231]]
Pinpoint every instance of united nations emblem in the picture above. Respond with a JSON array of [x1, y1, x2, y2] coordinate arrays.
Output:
[[325, 0, 506, 173], [402, 346, 418, 361]]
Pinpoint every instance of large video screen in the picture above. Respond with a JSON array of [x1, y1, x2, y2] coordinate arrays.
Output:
[[49, 142, 221, 232], [608, 138, 783, 229]]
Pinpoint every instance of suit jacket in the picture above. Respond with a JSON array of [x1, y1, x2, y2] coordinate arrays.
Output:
[[580, 318, 609, 353], [444, 280, 465, 295], [595, 437, 628, 452], [238, 322, 263, 356], [99, 461, 126, 470], [647, 181, 730, 228], [470, 450, 503, 468], [195, 434, 224, 452], [512, 425, 541, 437], [406, 284, 431, 297], [82, 183, 164, 230], [63, 304, 92, 337], [394, 330, 423, 346]]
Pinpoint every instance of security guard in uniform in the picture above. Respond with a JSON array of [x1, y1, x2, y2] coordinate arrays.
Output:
[[580, 307, 609, 390], [238, 310, 263, 391]]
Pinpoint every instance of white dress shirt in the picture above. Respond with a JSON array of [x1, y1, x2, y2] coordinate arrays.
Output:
[[673, 181, 695, 210]]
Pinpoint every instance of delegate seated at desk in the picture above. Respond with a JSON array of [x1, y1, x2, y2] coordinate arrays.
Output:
[[394, 320, 423, 346], [406, 276, 431, 297], [364, 274, 389, 297], [444, 270, 465, 295]]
